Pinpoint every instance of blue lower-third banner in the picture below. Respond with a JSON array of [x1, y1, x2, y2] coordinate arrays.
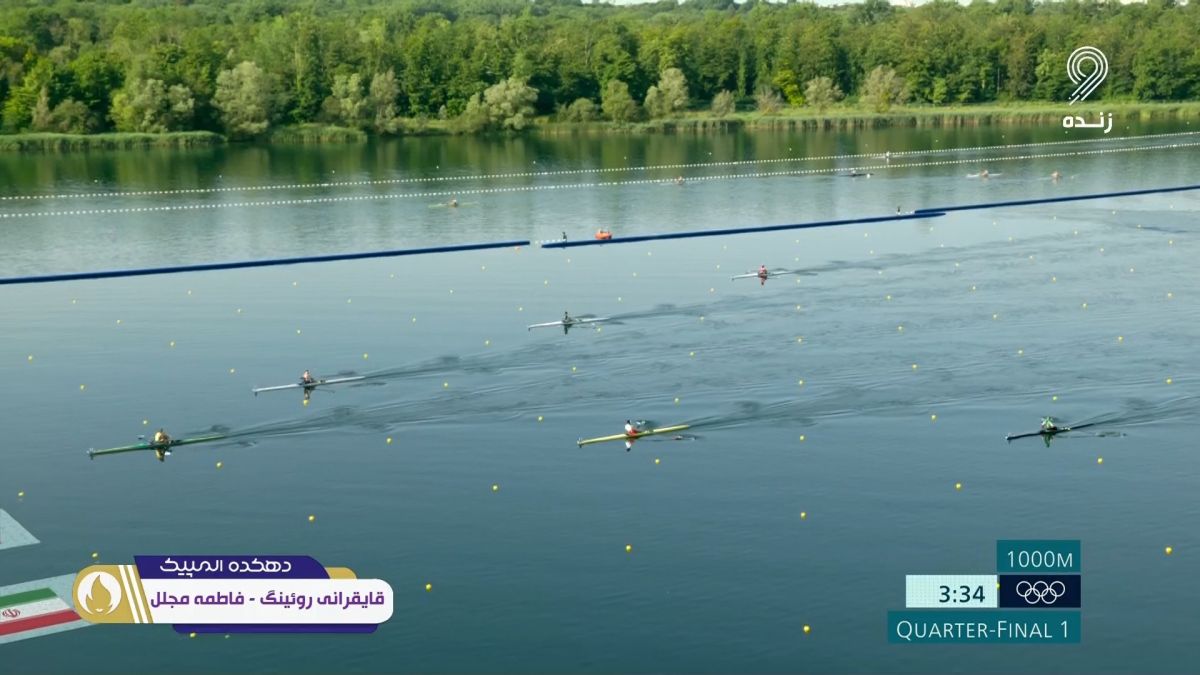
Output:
[[888, 611, 1081, 644]]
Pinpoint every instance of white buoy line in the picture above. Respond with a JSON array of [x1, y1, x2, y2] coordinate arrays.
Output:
[[1, 130, 1197, 203], [2, 140, 1198, 220]]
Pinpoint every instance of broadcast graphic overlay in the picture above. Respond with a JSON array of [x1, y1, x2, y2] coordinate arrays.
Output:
[[888, 540, 1082, 644], [72, 556, 393, 634]]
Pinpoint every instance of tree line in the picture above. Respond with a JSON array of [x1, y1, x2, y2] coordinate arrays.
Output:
[[0, 0, 1196, 137]]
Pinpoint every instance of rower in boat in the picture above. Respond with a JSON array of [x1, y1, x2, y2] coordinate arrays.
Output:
[[624, 420, 642, 451], [980, 169, 990, 179], [758, 264, 769, 285], [301, 370, 316, 385], [1041, 416, 1059, 433], [153, 428, 172, 462], [595, 229, 613, 240], [675, 176, 684, 185]]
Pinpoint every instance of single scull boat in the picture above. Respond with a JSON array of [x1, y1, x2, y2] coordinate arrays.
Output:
[[252, 376, 365, 395], [577, 424, 691, 447], [88, 433, 226, 458]]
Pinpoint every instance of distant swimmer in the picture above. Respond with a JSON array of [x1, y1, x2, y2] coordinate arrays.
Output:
[[980, 169, 990, 179], [675, 176, 685, 185], [448, 198, 459, 208], [301, 370, 315, 385], [152, 428, 172, 462], [885, 151, 892, 162], [1051, 171, 1062, 181]]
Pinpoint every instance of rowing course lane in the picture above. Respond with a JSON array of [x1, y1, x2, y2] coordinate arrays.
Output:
[[2, 181, 1198, 286]]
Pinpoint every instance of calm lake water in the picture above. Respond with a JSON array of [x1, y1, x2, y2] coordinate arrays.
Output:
[[2, 120, 1198, 673]]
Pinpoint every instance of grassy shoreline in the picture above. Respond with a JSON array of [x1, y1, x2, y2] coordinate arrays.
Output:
[[2, 103, 1197, 152]]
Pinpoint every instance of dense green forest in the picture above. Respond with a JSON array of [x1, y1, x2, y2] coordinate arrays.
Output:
[[0, 0, 1197, 138]]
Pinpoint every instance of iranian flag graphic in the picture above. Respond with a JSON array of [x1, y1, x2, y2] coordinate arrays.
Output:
[[0, 587, 80, 637]]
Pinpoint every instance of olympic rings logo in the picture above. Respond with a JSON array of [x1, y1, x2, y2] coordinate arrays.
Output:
[[1015, 580, 1067, 605]]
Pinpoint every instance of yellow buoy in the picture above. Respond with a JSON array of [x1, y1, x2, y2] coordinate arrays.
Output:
[[799, 435, 806, 442], [236, 308, 242, 314], [169, 341, 175, 347], [216, 461, 223, 469], [912, 364, 918, 370], [307, 515, 315, 523], [296, 329, 302, 335], [425, 583, 433, 592], [1167, 292, 1174, 299], [79, 384, 86, 391], [571, 366, 577, 372], [1166, 378, 1173, 385], [897, 325, 904, 332], [625, 544, 633, 553], [443, 382, 449, 388], [674, 397, 680, 404], [492, 484, 499, 492], [189, 632, 197, 638], [363, 353, 369, 359], [1052, 395, 1058, 402], [18, 490, 24, 498], [930, 414, 937, 422], [537, 416, 543, 422], [27, 355, 33, 362], [955, 482, 962, 491], [654, 458, 660, 465], [798, 380, 804, 386], [800, 512, 807, 520], [386, 437, 392, 444], [1017, 349, 1024, 356], [91, 552, 98, 559], [1165, 547, 1173, 556], [885, 295, 891, 301], [229, 368, 236, 374], [1081, 302, 1088, 309], [484, 340, 490, 346], [143, 419, 149, 425], [1097, 457, 1103, 465], [116, 319, 122, 325], [1117, 336, 1123, 342], [302, 399, 310, 407], [689, 352, 695, 357], [803, 625, 811, 635], [992, 314, 998, 320]]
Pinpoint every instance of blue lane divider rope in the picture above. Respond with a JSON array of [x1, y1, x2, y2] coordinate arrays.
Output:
[[541, 212, 947, 248], [914, 183, 1200, 214], [0, 240, 531, 286]]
